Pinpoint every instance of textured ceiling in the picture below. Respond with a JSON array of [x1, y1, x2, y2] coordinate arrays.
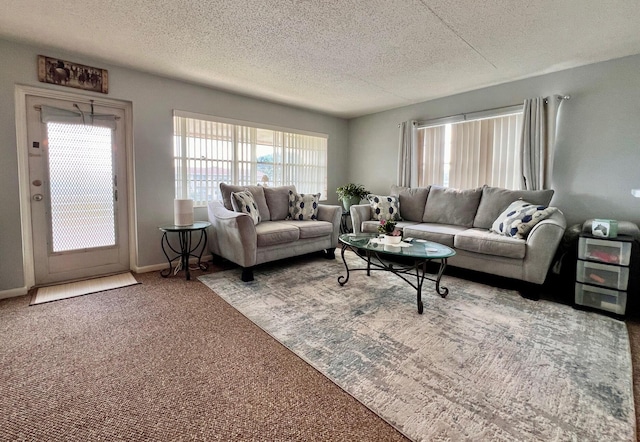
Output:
[[2, 1, 640, 118]]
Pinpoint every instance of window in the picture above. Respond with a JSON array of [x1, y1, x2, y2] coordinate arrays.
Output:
[[417, 106, 523, 190], [173, 111, 328, 206]]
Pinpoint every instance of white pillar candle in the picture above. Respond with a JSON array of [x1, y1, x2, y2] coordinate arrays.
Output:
[[174, 199, 194, 226]]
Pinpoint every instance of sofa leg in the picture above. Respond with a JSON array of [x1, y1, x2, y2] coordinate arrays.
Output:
[[325, 248, 336, 259], [241, 267, 254, 282], [519, 283, 540, 301]]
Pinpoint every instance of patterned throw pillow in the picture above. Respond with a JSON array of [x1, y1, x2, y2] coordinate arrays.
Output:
[[491, 200, 557, 239], [231, 190, 261, 225], [367, 195, 401, 221], [288, 191, 321, 220]]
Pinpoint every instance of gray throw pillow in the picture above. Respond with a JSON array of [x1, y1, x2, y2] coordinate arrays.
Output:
[[264, 185, 297, 220], [473, 186, 555, 229], [391, 185, 430, 222], [220, 183, 271, 221], [422, 186, 482, 227]]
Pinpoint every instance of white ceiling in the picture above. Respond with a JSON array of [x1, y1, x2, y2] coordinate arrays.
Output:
[[2, 0, 640, 118]]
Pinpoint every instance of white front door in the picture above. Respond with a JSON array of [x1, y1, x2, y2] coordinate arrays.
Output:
[[26, 95, 129, 286]]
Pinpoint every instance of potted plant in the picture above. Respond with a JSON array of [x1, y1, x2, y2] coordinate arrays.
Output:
[[377, 219, 402, 244], [336, 183, 370, 211]]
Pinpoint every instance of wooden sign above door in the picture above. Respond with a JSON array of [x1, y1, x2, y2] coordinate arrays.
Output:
[[37, 55, 109, 94]]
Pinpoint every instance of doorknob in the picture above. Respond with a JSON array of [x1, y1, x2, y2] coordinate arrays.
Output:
[[33, 194, 43, 201], [32, 179, 42, 187]]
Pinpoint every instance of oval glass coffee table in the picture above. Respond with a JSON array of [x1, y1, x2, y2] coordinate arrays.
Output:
[[338, 233, 456, 314]]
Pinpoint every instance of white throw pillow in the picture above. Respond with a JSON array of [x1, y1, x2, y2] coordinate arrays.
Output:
[[491, 200, 557, 239], [231, 190, 261, 225], [367, 195, 401, 221], [288, 191, 320, 220]]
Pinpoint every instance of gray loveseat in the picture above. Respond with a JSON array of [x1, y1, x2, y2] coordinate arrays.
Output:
[[208, 184, 341, 281], [350, 185, 567, 285]]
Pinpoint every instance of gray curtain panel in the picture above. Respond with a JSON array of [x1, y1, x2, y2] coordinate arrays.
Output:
[[520, 96, 562, 190], [397, 120, 418, 187]]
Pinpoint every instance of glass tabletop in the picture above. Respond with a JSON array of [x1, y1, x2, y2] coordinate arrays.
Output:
[[159, 221, 211, 232], [339, 233, 456, 259]]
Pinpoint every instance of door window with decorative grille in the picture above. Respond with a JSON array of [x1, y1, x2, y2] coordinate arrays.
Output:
[[173, 111, 328, 206], [47, 122, 116, 251]]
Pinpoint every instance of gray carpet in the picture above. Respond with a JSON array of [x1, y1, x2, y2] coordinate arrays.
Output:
[[200, 251, 636, 441]]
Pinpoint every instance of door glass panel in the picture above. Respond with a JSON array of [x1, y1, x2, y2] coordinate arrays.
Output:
[[47, 122, 115, 252]]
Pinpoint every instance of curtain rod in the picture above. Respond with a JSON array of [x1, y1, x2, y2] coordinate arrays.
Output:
[[398, 94, 570, 127], [33, 105, 121, 120]]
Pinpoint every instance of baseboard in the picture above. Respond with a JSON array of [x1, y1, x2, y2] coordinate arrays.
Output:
[[133, 254, 213, 274], [0, 286, 29, 300]]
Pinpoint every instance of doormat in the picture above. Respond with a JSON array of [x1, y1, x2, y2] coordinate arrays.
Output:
[[30, 272, 139, 306]]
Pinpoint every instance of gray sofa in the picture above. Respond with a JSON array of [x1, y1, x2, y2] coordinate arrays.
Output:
[[350, 185, 567, 285], [207, 184, 341, 281]]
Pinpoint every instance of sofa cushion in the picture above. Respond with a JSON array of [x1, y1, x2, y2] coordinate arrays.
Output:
[[361, 220, 419, 234], [264, 185, 297, 221], [391, 185, 431, 222], [255, 221, 300, 247], [288, 191, 320, 220], [220, 183, 271, 221], [473, 186, 555, 229], [454, 228, 526, 259], [491, 200, 558, 239], [422, 186, 482, 227], [280, 220, 334, 239], [231, 190, 261, 225], [368, 195, 401, 221], [403, 223, 468, 248]]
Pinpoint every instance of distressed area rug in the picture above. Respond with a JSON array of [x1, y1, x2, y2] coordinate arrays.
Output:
[[199, 253, 636, 441]]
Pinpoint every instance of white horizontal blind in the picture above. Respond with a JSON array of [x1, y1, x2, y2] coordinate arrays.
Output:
[[417, 111, 522, 190], [173, 112, 328, 206]]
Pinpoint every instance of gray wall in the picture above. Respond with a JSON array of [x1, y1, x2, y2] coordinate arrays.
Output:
[[349, 54, 640, 229], [0, 39, 349, 293]]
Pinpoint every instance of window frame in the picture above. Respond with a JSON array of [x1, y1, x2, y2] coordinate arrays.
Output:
[[173, 110, 329, 207], [416, 104, 524, 190]]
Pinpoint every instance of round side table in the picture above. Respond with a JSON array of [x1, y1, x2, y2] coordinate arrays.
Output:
[[158, 221, 211, 280]]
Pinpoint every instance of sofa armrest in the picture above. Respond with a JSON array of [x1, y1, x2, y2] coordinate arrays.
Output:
[[207, 200, 258, 267], [523, 209, 567, 283], [350, 204, 372, 234], [317, 204, 341, 247]]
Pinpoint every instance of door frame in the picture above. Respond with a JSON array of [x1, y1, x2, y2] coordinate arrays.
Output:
[[15, 84, 137, 290]]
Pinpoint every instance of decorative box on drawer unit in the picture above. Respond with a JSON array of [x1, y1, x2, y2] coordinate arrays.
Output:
[[575, 233, 635, 316]]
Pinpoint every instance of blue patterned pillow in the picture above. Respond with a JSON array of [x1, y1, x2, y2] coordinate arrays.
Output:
[[367, 195, 401, 222], [231, 190, 261, 225], [288, 191, 320, 220], [491, 200, 557, 239]]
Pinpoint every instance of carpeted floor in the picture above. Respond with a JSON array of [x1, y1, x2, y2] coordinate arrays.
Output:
[[0, 254, 639, 441]]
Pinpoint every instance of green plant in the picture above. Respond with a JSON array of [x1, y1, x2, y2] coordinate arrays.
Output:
[[336, 183, 369, 201], [377, 219, 400, 235]]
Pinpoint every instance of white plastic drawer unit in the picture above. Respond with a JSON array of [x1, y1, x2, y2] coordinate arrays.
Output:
[[576, 260, 630, 290], [578, 237, 631, 266], [575, 283, 627, 315]]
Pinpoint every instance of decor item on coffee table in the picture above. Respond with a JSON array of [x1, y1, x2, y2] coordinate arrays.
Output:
[[336, 183, 370, 211], [339, 234, 455, 314], [208, 183, 341, 281], [199, 252, 635, 441], [351, 185, 566, 285]]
